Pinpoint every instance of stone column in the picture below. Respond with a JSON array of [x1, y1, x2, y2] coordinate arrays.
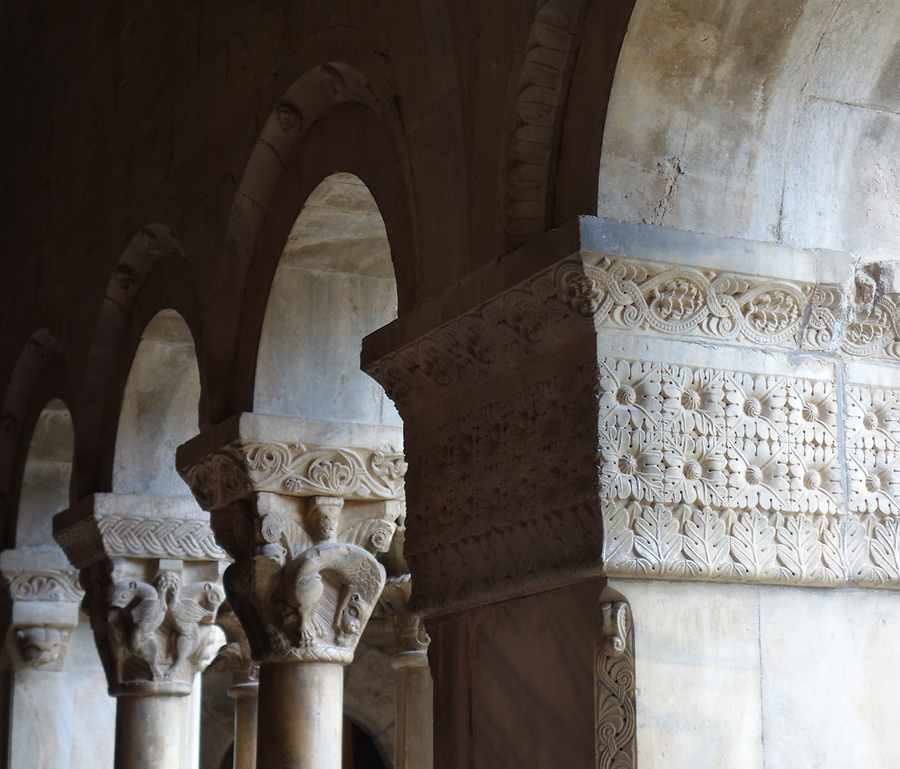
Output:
[[380, 576, 432, 769], [216, 608, 259, 769], [53, 493, 228, 769], [0, 550, 83, 769], [176, 414, 405, 769]]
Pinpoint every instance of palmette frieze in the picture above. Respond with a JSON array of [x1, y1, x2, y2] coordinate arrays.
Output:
[[180, 440, 406, 510]]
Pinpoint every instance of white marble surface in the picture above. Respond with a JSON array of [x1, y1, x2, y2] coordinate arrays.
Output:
[[616, 579, 900, 769]]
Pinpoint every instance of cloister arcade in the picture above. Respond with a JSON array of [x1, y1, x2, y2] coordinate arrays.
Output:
[[1, 1, 900, 767]]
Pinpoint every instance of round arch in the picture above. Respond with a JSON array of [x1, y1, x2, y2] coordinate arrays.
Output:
[[596, 0, 900, 259], [222, 86, 415, 420], [0, 331, 73, 548], [75, 225, 207, 497]]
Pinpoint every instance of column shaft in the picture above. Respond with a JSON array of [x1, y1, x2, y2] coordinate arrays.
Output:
[[230, 684, 259, 769], [395, 666, 433, 769], [257, 662, 343, 769], [114, 696, 186, 769]]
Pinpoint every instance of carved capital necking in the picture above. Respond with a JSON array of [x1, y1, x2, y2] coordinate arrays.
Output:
[[177, 424, 405, 666], [0, 550, 83, 671], [52, 494, 228, 695]]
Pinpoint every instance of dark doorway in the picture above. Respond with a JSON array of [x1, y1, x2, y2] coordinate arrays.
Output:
[[343, 717, 388, 769]]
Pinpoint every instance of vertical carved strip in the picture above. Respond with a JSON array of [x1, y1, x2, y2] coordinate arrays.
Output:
[[596, 592, 636, 769]]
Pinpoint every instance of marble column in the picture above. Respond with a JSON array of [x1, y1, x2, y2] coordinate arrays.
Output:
[[216, 608, 259, 769], [53, 493, 229, 769], [380, 576, 432, 769], [0, 550, 83, 769], [176, 413, 405, 769]]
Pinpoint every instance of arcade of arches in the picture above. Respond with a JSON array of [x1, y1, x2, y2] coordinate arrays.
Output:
[[1, 1, 900, 767]]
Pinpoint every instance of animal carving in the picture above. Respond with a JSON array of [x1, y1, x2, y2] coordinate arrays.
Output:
[[111, 571, 223, 680]]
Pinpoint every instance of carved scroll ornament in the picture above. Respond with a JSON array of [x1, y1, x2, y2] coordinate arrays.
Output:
[[596, 597, 636, 769], [180, 441, 406, 510], [3, 569, 82, 603]]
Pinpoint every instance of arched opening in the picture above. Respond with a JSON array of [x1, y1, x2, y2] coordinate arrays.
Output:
[[113, 309, 201, 495], [4, 398, 116, 768], [16, 398, 73, 551], [597, 0, 900, 261], [253, 172, 402, 442]]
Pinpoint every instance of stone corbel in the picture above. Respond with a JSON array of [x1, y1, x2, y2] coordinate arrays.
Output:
[[52, 493, 228, 696], [175, 413, 406, 668], [0, 550, 83, 672]]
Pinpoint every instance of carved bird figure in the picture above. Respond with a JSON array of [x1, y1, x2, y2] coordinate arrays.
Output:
[[164, 575, 224, 678], [110, 578, 167, 675], [288, 543, 385, 648]]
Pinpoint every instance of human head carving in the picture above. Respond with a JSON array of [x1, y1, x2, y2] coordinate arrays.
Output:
[[307, 497, 344, 542]]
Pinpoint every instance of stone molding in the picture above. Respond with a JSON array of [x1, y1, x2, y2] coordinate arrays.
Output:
[[596, 595, 635, 769], [179, 441, 406, 510], [53, 494, 226, 569], [365, 251, 900, 413], [2, 568, 82, 603], [379, 575, 430, 669]]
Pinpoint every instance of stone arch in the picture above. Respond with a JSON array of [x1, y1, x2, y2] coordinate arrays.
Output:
[[553, 0, 637, 226], [15, 398, 75, 551], [0, 331, 72, 548], [596, 0, 900, 260], [111, 309, 201, 496], [504, 0, 593, 247], [76, 225, 206, 497], [251, 171, 401, 442], [221, 66, 416, 419]]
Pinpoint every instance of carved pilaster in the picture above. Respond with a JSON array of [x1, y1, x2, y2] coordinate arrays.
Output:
[[0, 550, 83, 672], [596, 592, 636, 769], [177, 424, 405, 668], [380, 575, 430, 669], [53, 494, 228, 696]]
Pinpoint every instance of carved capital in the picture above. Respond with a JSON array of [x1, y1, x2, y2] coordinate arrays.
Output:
[[212, 492, 395, 665], [53, 494, 229, 695], [0, 551, 83, 672], [79, 559, 225, 695], [215, 607, 259, 687], [15, 626, 73, 671], [379, 575, 430, 669]]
